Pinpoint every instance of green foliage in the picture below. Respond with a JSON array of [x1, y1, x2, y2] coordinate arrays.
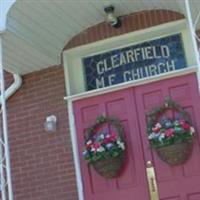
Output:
[[83, 115, 125, 164], [147, 97, 194, 149]]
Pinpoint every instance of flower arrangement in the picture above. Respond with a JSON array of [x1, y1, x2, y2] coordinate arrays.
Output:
[[147, 98, 195, 165], [82, 116, 125, 164], [148, 117, 195, 148], [147, 98, 195, 149]]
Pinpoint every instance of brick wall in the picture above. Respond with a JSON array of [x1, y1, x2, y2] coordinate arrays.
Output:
[[7, 66, 77, 200], [6, 9, 184, 200], [64, 10, 184, 50]]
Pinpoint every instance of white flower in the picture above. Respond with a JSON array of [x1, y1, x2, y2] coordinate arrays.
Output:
[[100, 134, 104, 139], [148, 133, 155, 139], [190, 127, 195, 135], [148, 132, 160, 140], [117, 141, 125, 150], [155, 123, 162, 128], [97, 146, 105, 152], [86, 140, 92, 145], [148, 133, 154, 140], [117, 140, 121, 145], [91, 147, 96, 152], [158, 133, 165, 142]]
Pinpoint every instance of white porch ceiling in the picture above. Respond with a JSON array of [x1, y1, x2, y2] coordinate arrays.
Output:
[[1, 0, 200, 75]]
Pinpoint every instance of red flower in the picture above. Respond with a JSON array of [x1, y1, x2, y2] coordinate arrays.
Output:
[[179, 119, 186, 125], [110, 131, 117, 141], [165, 128, 174, 138], [182, 123, 190, 130], [179, 119, 190, 130], [93, 143, 101, 150], [152, 127, 160, 133], [94, 126, 101, 133], [103, 132, 115, 144], [86, 140, 93, 149], [103, 137, 112, 144]]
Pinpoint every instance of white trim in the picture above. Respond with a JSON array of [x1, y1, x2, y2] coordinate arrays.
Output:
[[67, 100, 84, 200], [63, 56, 71, 97], [64, 66, 198, 102]]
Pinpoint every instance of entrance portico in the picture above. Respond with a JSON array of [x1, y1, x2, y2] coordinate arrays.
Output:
[[1, 1, 200, 200]]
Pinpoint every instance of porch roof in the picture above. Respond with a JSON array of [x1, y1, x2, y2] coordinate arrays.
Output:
[[1, 0, 200, 75]]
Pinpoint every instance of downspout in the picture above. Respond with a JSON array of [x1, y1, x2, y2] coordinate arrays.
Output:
[[0, 38, 22, 200], [1, 73, 22, 102], [0, 0, 22, 102]]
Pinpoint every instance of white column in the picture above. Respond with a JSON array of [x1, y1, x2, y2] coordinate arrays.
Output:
[[67, 99, 84, 200], [0, 36, 14, 200], [184, 0, 200, 88], [0, 137, 6, 200]]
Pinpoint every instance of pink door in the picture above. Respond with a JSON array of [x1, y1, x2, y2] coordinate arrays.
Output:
[[73, 73, 200, 200], [74, 88, 150, 200], [135, 73, 200, 200]]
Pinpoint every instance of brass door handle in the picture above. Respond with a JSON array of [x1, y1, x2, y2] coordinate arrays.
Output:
[[146, 161, 159, 200]]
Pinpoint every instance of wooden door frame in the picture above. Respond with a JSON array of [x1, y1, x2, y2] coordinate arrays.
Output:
[[65, 68, 198, 200]]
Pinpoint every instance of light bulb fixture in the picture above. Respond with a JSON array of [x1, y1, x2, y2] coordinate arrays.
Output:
[[104, 5, 121, 28], [44, 115, 57, 133]]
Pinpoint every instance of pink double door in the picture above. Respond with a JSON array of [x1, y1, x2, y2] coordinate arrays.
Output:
[[74, 73, 200, 200]]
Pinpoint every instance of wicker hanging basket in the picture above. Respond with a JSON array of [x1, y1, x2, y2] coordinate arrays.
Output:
[[93, 154, 124, 178], [83, 115, 126, 178], [156, 139, 193, 165], [147, 98, 195, 165]]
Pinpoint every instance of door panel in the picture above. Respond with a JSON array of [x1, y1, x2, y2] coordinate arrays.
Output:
[[160, 197, 180, 200], [73, 89, 149, 200], [135, 73, 200, 200], [188, 193, 200, 200]]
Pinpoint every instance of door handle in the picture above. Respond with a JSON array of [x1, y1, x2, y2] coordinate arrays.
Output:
[[146, 161, 159, 200]]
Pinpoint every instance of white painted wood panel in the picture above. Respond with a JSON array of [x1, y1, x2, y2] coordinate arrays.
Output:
[[1, 0, 200, 75]]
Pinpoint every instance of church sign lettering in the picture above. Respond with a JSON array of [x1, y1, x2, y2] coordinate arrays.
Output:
[[83, 34, 187, 91]]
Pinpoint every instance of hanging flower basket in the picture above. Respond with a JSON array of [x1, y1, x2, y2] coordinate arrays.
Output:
[[147, 98, 195, 165], [82, 115, 125, 178], [93, 154, 124, 178], [156, 139, 193, 165]]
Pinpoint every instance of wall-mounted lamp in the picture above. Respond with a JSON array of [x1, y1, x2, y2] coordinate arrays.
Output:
[[104, 5, 121, 28], [44, 115, 57, 133]]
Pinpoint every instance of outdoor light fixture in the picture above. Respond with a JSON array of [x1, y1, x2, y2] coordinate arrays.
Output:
[[104, 5, 121, 28], [44, 115, 57, 133]]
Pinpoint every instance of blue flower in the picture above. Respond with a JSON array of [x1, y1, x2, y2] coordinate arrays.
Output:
[[175, 115, 181, 120], [82, 150, 89, 157], [161, 118, 173, 128], [173, 120, 180, 126], [106, 143, 113, 150], [148, 132, 160, 140]]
